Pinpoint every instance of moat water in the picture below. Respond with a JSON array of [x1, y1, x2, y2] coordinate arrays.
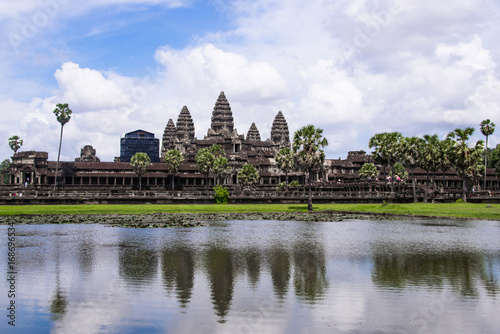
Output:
[[1, 218, 499, 333]]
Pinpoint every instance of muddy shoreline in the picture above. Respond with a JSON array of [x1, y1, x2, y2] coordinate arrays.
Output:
[[0, 210, 466, 227]]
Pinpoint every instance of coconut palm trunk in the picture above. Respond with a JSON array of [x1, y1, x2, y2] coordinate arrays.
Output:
[[53, 125, 64, 192]]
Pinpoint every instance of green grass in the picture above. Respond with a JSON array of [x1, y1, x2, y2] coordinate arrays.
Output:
[[0, 203, 499, 220]]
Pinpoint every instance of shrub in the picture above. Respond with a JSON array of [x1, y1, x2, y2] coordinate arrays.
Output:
[[214, 185, 229, 204], [276, 182, 286, 191], [455, 198, 464, 203], [381, 200, 389, 207], [289, 180, 300, 187]]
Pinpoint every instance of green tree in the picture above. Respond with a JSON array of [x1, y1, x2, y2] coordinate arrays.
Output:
[[237, 163, 259, 189], [438, 138, 454, 190], [8, 135, 23, 154], [358, 163, 379, 180], [292, 124, 328, 212], [275, 147, 295, 186], [53, 103, 72, 191], [368, 133, 389, 181], [420, 134, 441, 202], [130, 152, 151, 191], [195, 147, 215, 195], [399, 136, 424, 202], [447, 127, 484, 202], [480, 119, 495, 189], [163, 150, 184, 190], [0, 159, 11, 184], [369, 132, 403, 192], [210, 144, 229, 185], [392, 162, 408, 181]]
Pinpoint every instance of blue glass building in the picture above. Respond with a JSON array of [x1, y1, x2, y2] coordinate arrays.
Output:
[[120, 130, 160, 163]]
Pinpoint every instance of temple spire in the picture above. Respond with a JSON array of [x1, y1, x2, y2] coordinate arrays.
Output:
[[246, 123, 261, 141], [161, 118, 176, 155], [175, 106, 195, 142], [210, 91, 234, 134], [270, 111, 290, 148]]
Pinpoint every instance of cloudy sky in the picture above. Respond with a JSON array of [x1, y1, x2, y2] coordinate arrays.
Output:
[[1, 0, 499, 162]]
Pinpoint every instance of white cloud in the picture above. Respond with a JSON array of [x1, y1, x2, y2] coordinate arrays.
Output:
[[54, 62, 133, 112]]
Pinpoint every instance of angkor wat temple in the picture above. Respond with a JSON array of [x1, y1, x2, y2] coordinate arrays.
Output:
[[4, 91, 500, 199]]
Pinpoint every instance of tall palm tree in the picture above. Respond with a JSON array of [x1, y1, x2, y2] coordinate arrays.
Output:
[[163, 149, 184, 190], [447, 127, 484, 202], [399, 136, 424, 202], [480, 119, 495, 189], [292, 124, 328, 212], [130, 152, 151, 191], [53, 103, 72, 191]]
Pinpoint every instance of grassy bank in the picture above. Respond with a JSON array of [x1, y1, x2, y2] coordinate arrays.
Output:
[[0, 203, 499, 220]]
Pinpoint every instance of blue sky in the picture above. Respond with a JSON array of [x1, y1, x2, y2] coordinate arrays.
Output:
[[1, 0, 500, 162]]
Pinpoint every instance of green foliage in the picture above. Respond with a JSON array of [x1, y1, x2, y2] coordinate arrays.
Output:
[[381, 200, 389, 207], [276, 182, 286, 191], [238, 163, 259, 188], [455, 198, 464, 203], [275, 147, 295, 182], [164, 149, 184, 190], [131, 152, 151, 191], [53, 103, 72, 126], [0, 159, 11, 184], [195, 148, 214, 175], [8, 135, 23, 154], [131, 152, 151, 176], [392, 162, 408, 181], [213, 185, 229, 204], [288, 180, 300, 186], [359, 163, 379, 180]]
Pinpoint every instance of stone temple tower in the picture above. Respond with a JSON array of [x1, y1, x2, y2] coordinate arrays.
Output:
[[161, 119, 176, 155], [206, 91, 237, 138], [246, 123, 261, 141], [175, 106, 195, 142], [270, 111, 290, 149]]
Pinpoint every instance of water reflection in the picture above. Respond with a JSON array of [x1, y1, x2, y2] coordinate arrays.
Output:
[[161, 245, 195, 308], [372, 250, 500, 297], [0, 220, 498, 333]]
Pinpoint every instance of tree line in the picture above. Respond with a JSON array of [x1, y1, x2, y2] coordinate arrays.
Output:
[[360, 120, 497, 203]]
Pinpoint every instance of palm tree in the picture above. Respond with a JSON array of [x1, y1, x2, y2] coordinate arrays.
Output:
[[358, 163, 379, 180], [130, 152, 151, 191], [292, 124, 328, 212], [480, 119, 495, 189], [163, 149, 184, 190], [8, 135, 23, 154], [421, 134, 441, 202], [210, 145, 229, 186], [447, 127, 484, 202], [195, 147, 215, 195], [53, 103, 72, 191], [275, 147, 295, 186], [399, 136, 424, 202]]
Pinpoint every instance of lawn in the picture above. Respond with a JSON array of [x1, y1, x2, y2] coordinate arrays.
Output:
[[0, 203, 499, 220]]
